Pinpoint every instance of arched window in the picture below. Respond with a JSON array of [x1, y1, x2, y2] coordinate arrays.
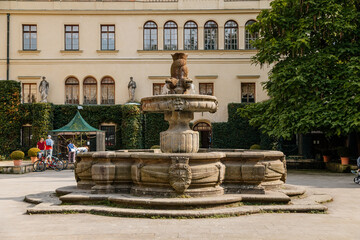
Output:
[[164, 21, 178, 50], [245, 20, 258, 50], [184, 21, 198, 50], [204, 21, 218, 50], [65, 77, 79, 104], [224, 20, 238, 50], [83, 77, 97, 105], [101, 77, 115, 104], [144, 21, 158, 51]]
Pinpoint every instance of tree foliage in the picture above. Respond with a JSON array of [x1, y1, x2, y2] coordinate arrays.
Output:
[[241, 0, 360, 139]]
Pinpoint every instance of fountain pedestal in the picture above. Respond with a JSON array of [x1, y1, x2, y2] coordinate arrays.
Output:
[[160, 111, 199, 153]]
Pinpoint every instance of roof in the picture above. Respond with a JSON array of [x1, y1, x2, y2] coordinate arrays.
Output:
[[52, 111, 101, 133]]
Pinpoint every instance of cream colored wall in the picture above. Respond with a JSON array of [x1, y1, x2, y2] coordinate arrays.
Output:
[[0, 0, 271, 123]]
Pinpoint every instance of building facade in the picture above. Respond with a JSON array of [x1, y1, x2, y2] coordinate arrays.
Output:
[[0, 0, 272, 146]]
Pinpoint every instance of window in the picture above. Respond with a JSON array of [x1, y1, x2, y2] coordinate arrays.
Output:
[[23, 25, 37, 50], [101, 125, 116, 147], [245, 20, 258, 50], [144, 21, 158, 50], [21, 125, 32, 147], [153, 83, 165, 95], [204, 21, 218, 50], [241, 83, 255, 103], [101, 77, 115, 104], [164, 21, 177, 50], [65, 25, 79, 50], [199, 83, 214, 96], [22, 83, 37, 103], [83, 77, 97, 105], [65, 77, 79, 104], [101, 25, 115, 50], [224, 20, 238, 50], [184, 21, 198, 50]]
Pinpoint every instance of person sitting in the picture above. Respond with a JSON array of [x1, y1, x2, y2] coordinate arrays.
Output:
[[67, 141, 77, 163]]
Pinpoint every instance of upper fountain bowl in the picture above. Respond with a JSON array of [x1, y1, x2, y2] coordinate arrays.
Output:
[[141, 94, 218, 113]]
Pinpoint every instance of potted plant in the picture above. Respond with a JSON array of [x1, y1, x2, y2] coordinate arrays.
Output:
[[10, 150, 25, 166], [28, 148, 40, 163], [322, 150, 331, 163], [337, 147, 350, 165]]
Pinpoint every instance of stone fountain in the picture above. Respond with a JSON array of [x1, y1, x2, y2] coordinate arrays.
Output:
[[26, 53, 331, 218], [71, 53, 287, 198]]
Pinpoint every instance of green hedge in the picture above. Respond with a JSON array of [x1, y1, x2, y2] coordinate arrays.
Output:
[[143, 113, 168, 149], [0, 80, 22, 155], [212, 103, 275, 150]]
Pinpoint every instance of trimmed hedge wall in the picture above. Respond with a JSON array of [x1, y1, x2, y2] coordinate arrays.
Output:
[[143, 113, 169, 149], [212, 103, 275, 150], [0, 80, 22, 155]]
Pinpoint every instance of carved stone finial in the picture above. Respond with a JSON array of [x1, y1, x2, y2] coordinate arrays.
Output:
[[169, 157, 192, 193]]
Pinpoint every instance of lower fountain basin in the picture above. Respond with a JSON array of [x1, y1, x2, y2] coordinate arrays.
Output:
[[75, 149, 286, 197]]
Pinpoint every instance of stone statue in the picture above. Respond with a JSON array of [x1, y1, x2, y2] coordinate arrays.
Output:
[[165, 53, 193, 94], [39, 76, 49, 103], [128, 77, 136, 102]]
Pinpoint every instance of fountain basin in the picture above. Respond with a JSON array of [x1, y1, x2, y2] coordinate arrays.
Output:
[[75, 150, 286, 197]]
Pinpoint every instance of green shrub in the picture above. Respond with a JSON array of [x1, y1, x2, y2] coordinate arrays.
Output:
[[250, 144, 261, 150], [10, 150, 25, 160], [150, 145, 160, 149], [28, 148, 40, 157]]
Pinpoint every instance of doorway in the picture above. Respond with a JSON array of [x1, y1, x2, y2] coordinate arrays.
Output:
[[193, 122, 212, 148]]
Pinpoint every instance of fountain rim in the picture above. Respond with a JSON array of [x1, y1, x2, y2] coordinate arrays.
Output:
[[141, 94, 218, 102]]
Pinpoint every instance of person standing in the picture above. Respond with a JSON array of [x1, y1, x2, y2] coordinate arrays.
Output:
[[45, 135, 54, 160], [36, 137, 46, 158], [67, 141, 77, 163]]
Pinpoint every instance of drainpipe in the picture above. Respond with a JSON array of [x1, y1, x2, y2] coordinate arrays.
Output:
[[6, 13, 10, 80]]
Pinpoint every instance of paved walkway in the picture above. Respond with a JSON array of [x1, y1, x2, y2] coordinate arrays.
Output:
[[0, 170, 359, 240]]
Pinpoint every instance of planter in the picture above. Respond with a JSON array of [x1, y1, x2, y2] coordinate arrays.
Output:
[[340, 157, 349, 165], [30, 157, 38, 163], [323, 155, 330, 163], [13, 160, 23, 166]]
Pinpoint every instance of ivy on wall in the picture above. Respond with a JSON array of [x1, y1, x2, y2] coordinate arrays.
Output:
[[0, 81, 22, 155], [20, 103, 53, 148], [121, 105, 143, 149]]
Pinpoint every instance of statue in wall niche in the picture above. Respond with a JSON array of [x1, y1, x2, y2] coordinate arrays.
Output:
[[165, 53, 193, 94], [39, 76, 49, 103], [127, 77, 136, 102]]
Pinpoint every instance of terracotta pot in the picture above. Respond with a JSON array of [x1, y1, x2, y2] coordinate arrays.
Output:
[[13, 160, 23, 166], [31, 157, 38, 163], [323, 155, 330, 163], [340, 157, 349, 165]]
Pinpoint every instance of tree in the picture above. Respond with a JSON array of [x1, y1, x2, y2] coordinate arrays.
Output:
[[240, 0, 360, 139]]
